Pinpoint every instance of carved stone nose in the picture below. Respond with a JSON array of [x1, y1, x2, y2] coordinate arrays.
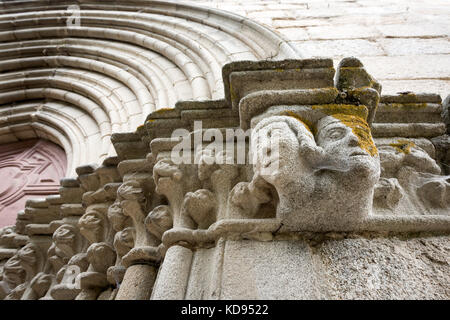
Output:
[[347, 134, 360, 147]]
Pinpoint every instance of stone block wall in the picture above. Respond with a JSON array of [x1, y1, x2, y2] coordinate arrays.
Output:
[[188, 0, 450, 97]]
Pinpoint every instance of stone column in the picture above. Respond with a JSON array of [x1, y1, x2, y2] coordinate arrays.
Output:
[[150, 245, 192, 300], [116, 264, 156, 300]]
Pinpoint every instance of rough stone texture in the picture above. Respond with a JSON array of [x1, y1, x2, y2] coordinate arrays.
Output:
[[115, 264, 156, 300], [216, 236, 450, 300], [185, 244, 221, 300], [219, 240, 322, 299], [318, 236, 450, 299], [151, 245, 193, 300]]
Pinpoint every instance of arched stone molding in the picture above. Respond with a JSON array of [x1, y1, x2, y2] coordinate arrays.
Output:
[[0, 100, 102, 174], [0, 0, 299, 176]]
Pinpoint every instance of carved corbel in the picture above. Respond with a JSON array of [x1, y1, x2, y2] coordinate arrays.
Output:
[[74, 172, 121, 300], [229, 175, 273, 219], [182, 190, 216, 230], [115, 179, 160, 270], [107, 226, 135, 288], [115, 174, 162, 300], [3, 242, 47, 300], [0, 255, 25, 299], [230, 58, 382, 231], [49, 252, 89, 300], [75, 242, 116, 300], [153, 158, 186, 225], [197, 148, 239, 222]]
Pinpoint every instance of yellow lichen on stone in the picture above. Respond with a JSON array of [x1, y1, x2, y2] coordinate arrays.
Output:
[[229, 82, 237, 102], [283, 111, 313, 134], [154, 107, 173, 113], [389, 139, 416, 154], [332, 113, 378, 157], [311, 104, 369, 121]]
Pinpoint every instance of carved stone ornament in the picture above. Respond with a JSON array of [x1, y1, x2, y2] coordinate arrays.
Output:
[[1, 57, 449, 300]]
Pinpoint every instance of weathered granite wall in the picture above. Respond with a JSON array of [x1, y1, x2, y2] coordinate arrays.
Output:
[[185, 236, 450, 300]]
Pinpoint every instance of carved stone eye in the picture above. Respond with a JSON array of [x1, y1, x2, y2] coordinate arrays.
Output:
[[326, 127, 346, 140], [269, 128, 282, 138]]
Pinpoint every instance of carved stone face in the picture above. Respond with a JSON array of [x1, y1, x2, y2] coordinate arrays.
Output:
[[374, 177, 403, 209], [78, 210, 104, 244], [30, 272, 52, 297], [417, 177, 450, 208], [153, 158, 183, 195], [87, 243, 116, 274], [47, 244, 66, 274], [0, 226, 14, 238], [316, 115, 380, 181], [145, 205, 173, 240], [17, 243, 39, 268], [184, 189, 216, 215], [405, 147, 441, 174], [113, 227, 135, 258], [117, 181, 145, 202], [377, 141, 441, 177], [197, 149, 217, 182], [107, 200, 129, 232], [252, 116, 314, 187], [183, 189, 216, 229], [117, 181, 147, 221], [53, 224, 77, 258], [0, 226, 15, 244], [3, 255, 26, 286]]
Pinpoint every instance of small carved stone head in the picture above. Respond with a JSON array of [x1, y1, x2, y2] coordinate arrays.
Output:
[[113, 227, 135, 258], [78, 208, 105, 244], [52, 224, 79, 258], [153, 158, 183, 195], [315, 114, 380, 184], [3, 255, 26, 287]]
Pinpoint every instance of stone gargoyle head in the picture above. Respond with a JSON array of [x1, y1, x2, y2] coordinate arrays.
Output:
[[249, 107, 380, 231]]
